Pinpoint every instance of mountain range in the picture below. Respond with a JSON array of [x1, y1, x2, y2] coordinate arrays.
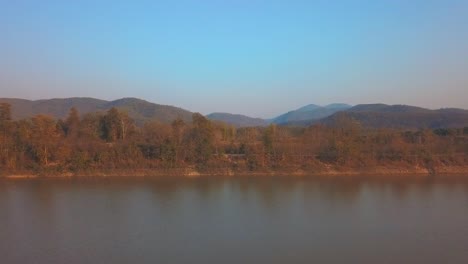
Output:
[[206, 113, 268, 127], [320, 104, 468, 129], [1, 97, 468, 129], [268, 103, 352, 125], [0, 97, 193, 125], [207, 104, 351, 127]]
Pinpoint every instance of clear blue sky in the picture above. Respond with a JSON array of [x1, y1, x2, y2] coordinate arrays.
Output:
[[1, 0, 467, 117]]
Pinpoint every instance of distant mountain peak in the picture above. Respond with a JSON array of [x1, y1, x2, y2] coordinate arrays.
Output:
[[324, 103, 352, 109], [206, 112, 267, 127], [271, 103, 352, 125], [348, 104, 430, 113], [295, 104, 321, 112]]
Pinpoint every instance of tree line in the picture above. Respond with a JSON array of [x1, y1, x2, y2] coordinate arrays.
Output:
[[1, 103, 467, 175]]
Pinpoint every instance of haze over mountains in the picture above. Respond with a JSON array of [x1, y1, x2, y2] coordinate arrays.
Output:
[[206, 113, 268, 127], [268, 103, 352, 125], [207, 103, 352, 127], [2, 97, 468, 129]]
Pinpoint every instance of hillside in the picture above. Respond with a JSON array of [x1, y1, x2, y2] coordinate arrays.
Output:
[[271, 103, 352, 124], [206, 113, 267, 127], [321, 104, 468, 129], [0, 97, 193, 125], [0, 98, 107, 120], [347, 104, 432, 113], [103, 98, 193, 124], [2, 98, 468, 129]]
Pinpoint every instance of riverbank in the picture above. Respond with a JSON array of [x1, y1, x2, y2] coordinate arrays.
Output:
[[2, 164, 468, 179]]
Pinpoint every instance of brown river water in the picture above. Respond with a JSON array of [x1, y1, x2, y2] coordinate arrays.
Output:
[[1, 175, 468, 264]]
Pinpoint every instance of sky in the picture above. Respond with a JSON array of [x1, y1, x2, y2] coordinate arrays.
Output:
[[0, 0, 467, 118]]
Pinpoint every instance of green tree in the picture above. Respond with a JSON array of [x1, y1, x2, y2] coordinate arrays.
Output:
[[190, 113, 215, 167], [263, 124, 276, 155], [65, 107, 80, 138], [171, 118, 186, 164], [79, 113, 102, 141], [0, 103, 13, 169], [0, 103, 12, 123], [101, 108, 134, 142], [30, 115, 61, 166]]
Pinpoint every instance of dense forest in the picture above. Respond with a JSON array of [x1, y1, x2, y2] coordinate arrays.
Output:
[[1, 103, 468, 176]]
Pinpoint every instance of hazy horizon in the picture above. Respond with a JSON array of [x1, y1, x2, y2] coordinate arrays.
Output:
[[1, 1, 467, 117]]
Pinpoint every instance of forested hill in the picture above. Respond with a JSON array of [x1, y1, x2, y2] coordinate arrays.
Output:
[[1, 100, 468, 176], [0, 97, 193, 125], [2, 97, 468, 129], [320, 104, 468, 129]]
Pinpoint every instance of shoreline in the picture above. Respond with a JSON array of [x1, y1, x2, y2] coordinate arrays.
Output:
[[2, 165, 468, 179]]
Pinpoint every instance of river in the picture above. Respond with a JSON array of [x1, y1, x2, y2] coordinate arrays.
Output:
[[1, 176, 468, 263]]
